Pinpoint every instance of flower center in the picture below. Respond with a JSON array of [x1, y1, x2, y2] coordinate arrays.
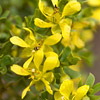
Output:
[[32, 41, 43, 52], [52, 6, 61, 23]]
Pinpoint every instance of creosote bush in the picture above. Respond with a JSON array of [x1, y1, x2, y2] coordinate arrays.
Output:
[[0, 0, 100, 100]]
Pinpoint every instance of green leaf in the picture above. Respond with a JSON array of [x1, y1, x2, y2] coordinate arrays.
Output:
[[15, 15, 22, 28], [78, 79, 83, 87], [0, 10, 10, 20], [60, 46, 71, 62], [41, 91, 49, 100], [0, 41, 13, 56], [0, 32, 10, 42], [0, 5, 2, 15], [89, 95, 100, 100], [2, 73, 21, 83], [58, 0, 68, 12], [78, 49, 94, 67], [67, 55, 80, 65], [92, 83, 100, 94], [63, 66, 81, 79], [25, 15, 34, 28], [1, 55, 14, 66], [86, 73, 95, 87], [0, 63, 7, 75]]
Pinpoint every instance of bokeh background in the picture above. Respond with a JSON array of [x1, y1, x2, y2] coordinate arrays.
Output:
[[88, 29, 100, 84]]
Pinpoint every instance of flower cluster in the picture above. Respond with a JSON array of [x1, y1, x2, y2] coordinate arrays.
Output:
[[9, 0, 100, 100]]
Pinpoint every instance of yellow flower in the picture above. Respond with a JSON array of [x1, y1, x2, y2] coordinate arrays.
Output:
[[72, 21, 94, 42], [10, 27, 61, 98], [34, 0, 81, 41], [10, 28, 61, 69], [88, 0, 100, 7], [11, 59, 55, 99], [61, 20, 94, 49], [81, 30, 93, 42], [61, 31, 85, 49], [54, 79, 89, 100], [11, 24, 21, 36], [92, 8, 100, 22], [87, 0, 100, 22]]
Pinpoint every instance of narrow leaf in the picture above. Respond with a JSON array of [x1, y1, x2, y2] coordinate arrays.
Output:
[[60, 46, 71, 62], [92, 83, 100, 94], [0, 10, 9, 20], [89, 95, 100, 100], [86, 73, 95, 87], [64, 66, 81, 79]]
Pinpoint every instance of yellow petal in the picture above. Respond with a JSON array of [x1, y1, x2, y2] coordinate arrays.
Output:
[[59, 79, 73, 99], [51, 0, 58, 7], [56, 59, 60, 67], [72, 32, 85, 48], [59, 19, 71, 40], [24, 28, 36, 41], [23, 56, 33, 69], [82, 30, 93, 42], [42, 78, 53, 95], [11, 64, 30, 76], [44, 33, 62, 45], [22, 86, 30, 99], [34, 49, 44, 69], [20, 48, 32, 58], [10, 36, 30, 48], [72, 21, 87, 30], [22, 81, 34, 99], [43, 55, 58, 72], [74, 85, 89, 100], [60, 74, 70, 83], [54, 92, 66, 100], [62, 1, 81, 17], [43, 45, 53, 53], [45, 51, 58, 58], [34, 18, 53, 28], [39, 0, 53, 20], [92, 8, 100, 21], [61, 38, 71, 47], [60, 18, 72, 26], [43, 72, 54, 82], [51, 24, 61, 34], [11, 24, 21, 36]]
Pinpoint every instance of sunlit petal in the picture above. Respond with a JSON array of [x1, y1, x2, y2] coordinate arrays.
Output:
[[42, 78, 53, 95], [59, 79, 73, 99], [44, 33, 62, 45], [10, 36, 30, 47], [34, 18, 53, 28], [62, 1, 81, 17], [51, 0, 58, 7], [34, 49, 44, 69], [24, 28, 36, 41], [23, 55, 33, 69], [39, 0, 53, 20], [22, 81, 34, 99], [59, 19, 71, 40], [74, 85, 89, 100], [11, 64, 30, 76]]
